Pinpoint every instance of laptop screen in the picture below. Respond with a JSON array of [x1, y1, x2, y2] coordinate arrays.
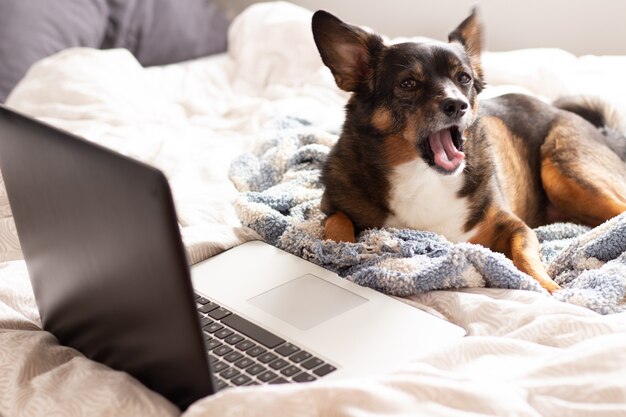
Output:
[[0, 105, 215, 409]]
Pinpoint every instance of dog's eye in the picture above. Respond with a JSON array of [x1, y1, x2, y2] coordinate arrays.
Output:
[[399, 79, 417, 89], [457, 72, 472, 85]]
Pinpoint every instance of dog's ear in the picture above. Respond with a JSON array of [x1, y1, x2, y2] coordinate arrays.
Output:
[[312, 11, 384, 92], [448, 8, 485, 93]]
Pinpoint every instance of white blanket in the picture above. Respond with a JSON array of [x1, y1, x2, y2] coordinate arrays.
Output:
[[1, 2, 626, 416]]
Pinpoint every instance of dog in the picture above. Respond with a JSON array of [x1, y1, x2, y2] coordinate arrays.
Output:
[[311, 9, 626, 293]]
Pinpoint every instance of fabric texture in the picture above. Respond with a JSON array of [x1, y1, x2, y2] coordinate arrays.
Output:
[[0, 0, 109, 102], [229, 124, 626, 314]]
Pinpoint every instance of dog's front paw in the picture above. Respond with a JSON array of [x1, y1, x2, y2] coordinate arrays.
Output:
[[540, 279, 561, 294], [324, 212, 356, 243]]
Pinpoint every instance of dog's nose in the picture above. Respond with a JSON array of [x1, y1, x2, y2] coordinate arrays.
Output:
[[442, 99, 468, 119]]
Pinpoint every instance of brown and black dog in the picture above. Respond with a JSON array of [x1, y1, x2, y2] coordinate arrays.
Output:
[[311, 9, 626, 293]]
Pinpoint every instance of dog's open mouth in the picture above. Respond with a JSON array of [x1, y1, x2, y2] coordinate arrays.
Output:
[[427, 127, 464, 172]]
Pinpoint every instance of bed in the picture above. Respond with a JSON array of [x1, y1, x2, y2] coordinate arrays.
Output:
[[1, 2, 625, 416]]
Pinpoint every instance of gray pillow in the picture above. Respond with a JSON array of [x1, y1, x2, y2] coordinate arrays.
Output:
[[0, 0, 229, 103], [103, 0, 229, 67], [0, 0, 109, 102]]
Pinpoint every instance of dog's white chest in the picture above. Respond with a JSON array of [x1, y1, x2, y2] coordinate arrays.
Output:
[[384, 160, 474, 242]]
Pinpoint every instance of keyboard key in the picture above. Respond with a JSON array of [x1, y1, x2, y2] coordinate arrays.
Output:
[[245, 363, 266, 376], [290, 351, 312, 363], [232, 374, 252, 386], [258, 352, 278, 364], [234, 357, 255, 369], [235, 340, 256, 351], [246, 380, 260, 386], [220, 368, 240, 380], [275, 343, 300, 357], [199, 317, 214, 327], [213, 345, 232, 356], [208, 354, 219, 364], [215, 378, 229, 390], [313, 364, 337, 377], [194, 293, 201, 300], [205, 323, 223, 333], [203, 332, 212, 341], [196, 296, 210, 305], [221, 314, 285, 348], [280, 365, 300, 377], [269, 377, 289, 384], [301, 357, 323, 370], [207, 339, 223, 350], [199, 302, 219, 313], [293, 372, 316, 383], [246, 346, 266, 357], [268, 358, 289, 370], [208, 307, 231, 320], [224, 351, 244, 363], [225, 334, 245, 345], [257, 370, 278, 383], [215, 328, 234, 339], [212, 361, 228, 373]]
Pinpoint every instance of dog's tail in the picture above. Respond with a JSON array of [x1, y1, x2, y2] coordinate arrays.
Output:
[[554, 96, 626, 160]]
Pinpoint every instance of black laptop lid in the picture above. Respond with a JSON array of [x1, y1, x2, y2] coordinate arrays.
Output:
[[0, 105, 215, 409]]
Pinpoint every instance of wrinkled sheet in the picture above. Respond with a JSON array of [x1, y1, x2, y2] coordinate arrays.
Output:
[[1, 2, 625, 416]]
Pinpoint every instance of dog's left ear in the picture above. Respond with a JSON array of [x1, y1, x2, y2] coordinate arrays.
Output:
[[448, 8, 485, 93]]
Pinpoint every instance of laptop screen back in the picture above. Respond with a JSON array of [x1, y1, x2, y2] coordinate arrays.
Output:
[[0, 106, 215, 409]]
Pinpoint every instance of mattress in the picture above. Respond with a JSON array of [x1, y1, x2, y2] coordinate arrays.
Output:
[[1, 2, 625, 416]]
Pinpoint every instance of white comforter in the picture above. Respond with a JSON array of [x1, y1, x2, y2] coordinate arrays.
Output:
[[1, 2, 625, 416]]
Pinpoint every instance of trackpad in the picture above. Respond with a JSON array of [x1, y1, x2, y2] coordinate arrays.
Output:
[[248, 274, 368, 330]]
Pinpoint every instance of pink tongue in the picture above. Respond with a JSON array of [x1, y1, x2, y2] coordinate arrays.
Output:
[[428, 129, 465, 171]]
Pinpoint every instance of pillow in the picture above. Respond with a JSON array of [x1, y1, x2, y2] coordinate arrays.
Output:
[[103, 0, 229, 67], [0, 0, 229, 102], [0, 0, 109, 102]]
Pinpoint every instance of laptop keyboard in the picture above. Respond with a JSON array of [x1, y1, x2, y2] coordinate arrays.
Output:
[[195, 292, 337, 389]]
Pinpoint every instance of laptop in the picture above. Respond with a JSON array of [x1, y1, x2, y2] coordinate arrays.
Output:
[[0, 105, 465, 410]]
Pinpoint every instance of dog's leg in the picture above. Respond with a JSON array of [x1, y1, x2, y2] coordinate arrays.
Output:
[[542, 159, 626, 225], [506, 223, 560, 293], [471, 208, 560, 293], [541, 121, 626, 226], [324, 211, 356, 243]]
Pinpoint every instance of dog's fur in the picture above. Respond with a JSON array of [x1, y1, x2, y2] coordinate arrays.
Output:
[[311, 10, 626, 293]]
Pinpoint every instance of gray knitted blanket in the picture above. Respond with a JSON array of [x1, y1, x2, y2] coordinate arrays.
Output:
[[229, 124, 626, 314]]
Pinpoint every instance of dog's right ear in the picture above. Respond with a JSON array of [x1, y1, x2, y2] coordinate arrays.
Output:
[[312, 11, 383, 92], [448, 8, 484, 93]]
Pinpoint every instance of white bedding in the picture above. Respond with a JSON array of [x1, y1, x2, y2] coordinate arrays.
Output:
[[1, 2, 625, 416]]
